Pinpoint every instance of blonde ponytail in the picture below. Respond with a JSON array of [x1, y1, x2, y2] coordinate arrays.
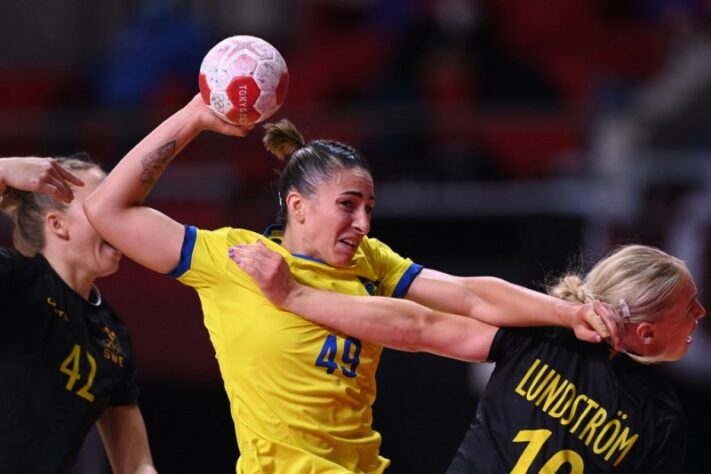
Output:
[[548, 274, 593, 304]]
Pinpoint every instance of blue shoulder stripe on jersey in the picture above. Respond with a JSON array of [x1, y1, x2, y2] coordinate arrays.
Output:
[[262, 223, 283, 236], [167, 225, 197, 278], [292, 253, 326, 264], [392, 263, 423, 298]]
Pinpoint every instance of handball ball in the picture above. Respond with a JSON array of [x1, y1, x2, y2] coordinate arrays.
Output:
[[199, 35, 289, 126]]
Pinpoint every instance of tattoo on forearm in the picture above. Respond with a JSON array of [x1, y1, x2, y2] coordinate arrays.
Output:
[[140, 141, 177, 185]]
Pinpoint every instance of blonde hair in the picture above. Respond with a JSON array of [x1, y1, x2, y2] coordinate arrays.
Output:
[[548, 245, 690, 363], [0, 154, 100, 255]]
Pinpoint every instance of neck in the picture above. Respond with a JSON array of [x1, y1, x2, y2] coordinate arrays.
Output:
[[280, 229, 305, 256], [43, 251, 95, 299]]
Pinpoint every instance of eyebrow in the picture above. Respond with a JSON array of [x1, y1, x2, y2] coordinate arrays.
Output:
[[340, 190, 376, 201]]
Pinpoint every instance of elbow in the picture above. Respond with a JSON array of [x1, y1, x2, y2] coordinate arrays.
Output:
[[82, 197, 98, 224], [83, 189, 115, 231], [82, 199, 108, 236], [82, 191, 103, 224]]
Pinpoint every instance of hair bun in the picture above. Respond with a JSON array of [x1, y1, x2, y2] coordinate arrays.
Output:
[[549, 274, 590, 303], [263, 119, 305, 161]]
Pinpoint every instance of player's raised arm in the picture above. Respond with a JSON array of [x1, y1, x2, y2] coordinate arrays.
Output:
[[84, 95, 251, 274]]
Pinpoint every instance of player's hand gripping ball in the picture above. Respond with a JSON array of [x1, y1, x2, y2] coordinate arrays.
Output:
[[199, 35, 289, 126]]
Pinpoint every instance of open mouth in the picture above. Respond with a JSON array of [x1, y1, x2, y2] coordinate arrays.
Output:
[[340, 239, 358, 249]]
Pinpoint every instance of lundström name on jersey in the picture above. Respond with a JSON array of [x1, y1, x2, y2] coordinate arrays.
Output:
[[514, 358, 638, 467]]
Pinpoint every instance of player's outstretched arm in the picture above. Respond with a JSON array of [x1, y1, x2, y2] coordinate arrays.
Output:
[[84, 95, 251, 274], [0, 156, 84, 204], [97, 405, 158, 474], [229, 241, 498, 362], [405, 269, 618, 348]]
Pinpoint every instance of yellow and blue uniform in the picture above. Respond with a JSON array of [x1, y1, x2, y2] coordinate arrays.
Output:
[[169, 225, 423, 473]]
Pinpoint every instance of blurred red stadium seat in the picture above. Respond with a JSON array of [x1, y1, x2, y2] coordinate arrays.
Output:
[[0, 68, 68, 108]]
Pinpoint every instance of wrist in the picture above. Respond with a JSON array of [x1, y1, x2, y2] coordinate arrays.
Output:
[[557, 300, 578, 328], [177, 97, 209, 134], [282, 282, 306, 312]]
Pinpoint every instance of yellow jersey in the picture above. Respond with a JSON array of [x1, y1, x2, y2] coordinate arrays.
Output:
[[170, 225, 422, 473]]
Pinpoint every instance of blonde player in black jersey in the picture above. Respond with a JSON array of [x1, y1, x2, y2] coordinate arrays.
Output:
[[0, 156, 156, 474], [231, 241, 704, 473], [84, 94, 612, 473]]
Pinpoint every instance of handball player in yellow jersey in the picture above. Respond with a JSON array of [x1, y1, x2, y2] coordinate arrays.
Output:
[[231, 242, 704, 472], [84, 94, 612, 473]]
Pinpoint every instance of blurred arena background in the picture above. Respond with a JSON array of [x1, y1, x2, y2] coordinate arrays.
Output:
[[1, 0, 710, 472]]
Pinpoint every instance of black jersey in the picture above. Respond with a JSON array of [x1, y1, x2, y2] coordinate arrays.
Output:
[[0, 248, 139, 474], [448, 326, 687, 473]]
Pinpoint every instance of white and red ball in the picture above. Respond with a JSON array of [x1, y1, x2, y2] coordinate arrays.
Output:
[[199, 35, 289, 126]]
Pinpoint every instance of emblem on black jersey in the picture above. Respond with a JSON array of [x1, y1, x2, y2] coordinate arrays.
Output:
[[46, 297, 68, 320], [101, 326, 126, 367], [358, 277, 380, 296]]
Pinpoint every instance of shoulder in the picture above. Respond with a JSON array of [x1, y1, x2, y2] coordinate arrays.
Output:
[[0, 246, 45, 279], [618, 359, 685, 416], [188, 226, 262, 257], [0, 245, 23, 265], [353, 236, 422, 278], [615, 361, 687, 469], [493, 326, 572, 349], [195, 226, 262, 245], [355, 235, 407, 264], [490, 326, 603, 363], [0, 247, 34, 304], [358, 235, 394, 253]]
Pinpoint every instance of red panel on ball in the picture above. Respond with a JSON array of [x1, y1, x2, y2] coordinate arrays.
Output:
[[198, 73, 211, 104], [225, 76, 261, 125]]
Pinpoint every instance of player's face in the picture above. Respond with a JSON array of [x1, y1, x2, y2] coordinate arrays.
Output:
[[300, 168, 375, 267], [65, 168, 123, 278], [651, 275, 706, 361]]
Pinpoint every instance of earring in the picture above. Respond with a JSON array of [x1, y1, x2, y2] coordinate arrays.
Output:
[[643, 336, 653, 345]]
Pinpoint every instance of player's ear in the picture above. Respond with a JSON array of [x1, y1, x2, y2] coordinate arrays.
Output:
[[286, 191, 306, 224], [46, 211, 69, 240], [634, 322, 656, 352]]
